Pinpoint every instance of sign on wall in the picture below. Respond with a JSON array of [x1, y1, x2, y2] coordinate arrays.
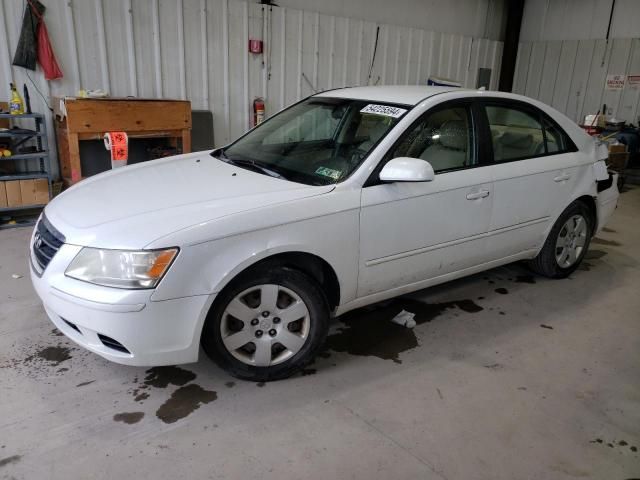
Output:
[[605, 74, 625, 90], [627, 74, 640, 89]]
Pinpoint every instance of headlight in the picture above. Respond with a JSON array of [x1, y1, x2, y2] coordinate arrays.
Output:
[[65, 247, 179, 289]]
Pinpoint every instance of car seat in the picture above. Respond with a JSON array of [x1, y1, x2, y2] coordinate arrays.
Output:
[[420, 120, 468, 171]]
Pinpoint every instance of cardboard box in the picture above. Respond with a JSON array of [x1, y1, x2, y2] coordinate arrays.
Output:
[[608, 144, 627, 153], [0, 181, 7, 208], [607, 152, 629, 171], [5, 181, 22, 207], [34, 178, 49, 204], [20, 180, 37, 205]]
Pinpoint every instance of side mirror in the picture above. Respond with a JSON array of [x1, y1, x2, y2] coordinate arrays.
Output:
[[379, 157, 435, 183]]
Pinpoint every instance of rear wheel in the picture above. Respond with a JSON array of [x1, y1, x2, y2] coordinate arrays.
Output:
[[529, 201, 593, 278], [201, 267, 329, 381]]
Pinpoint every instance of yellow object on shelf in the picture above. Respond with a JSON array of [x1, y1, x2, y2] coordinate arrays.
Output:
[[9, 83, 24, 115]]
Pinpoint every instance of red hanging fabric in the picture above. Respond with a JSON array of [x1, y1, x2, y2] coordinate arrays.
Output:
[[27, 0, 63, 80], [36, 20, 63, 80]]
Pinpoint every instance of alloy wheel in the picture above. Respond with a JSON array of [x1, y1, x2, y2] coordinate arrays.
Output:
[[555, 214, 588, 268], [220, 284, 310, 367]]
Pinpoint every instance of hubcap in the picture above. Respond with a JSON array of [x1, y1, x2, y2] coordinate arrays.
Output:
[[220, 284, 311, 367], [555, 214, 588, 268]]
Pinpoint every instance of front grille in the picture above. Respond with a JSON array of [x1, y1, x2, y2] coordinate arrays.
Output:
[[32, 215, 65, 272], [98, 334, 131, 354]]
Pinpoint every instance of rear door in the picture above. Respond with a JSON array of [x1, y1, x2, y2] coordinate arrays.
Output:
[[358, 101, 494, 297], [479, 100, 580, 259]]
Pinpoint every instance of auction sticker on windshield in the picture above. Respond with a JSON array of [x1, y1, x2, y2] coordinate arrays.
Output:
[[316, 167, 342, 180], [360, 104, 407, 118]]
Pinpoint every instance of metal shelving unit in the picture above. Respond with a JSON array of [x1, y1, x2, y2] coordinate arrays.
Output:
[[0, 112, 52, 229]]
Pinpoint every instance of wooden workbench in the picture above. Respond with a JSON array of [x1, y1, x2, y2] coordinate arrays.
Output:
[[54, 97, 191, 185]]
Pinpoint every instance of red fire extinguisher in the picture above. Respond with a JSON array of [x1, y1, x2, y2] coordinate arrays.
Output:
[[253, 97, 265, 127]]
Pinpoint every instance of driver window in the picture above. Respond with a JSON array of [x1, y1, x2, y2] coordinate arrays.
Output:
[[389, 106, 474, 173]]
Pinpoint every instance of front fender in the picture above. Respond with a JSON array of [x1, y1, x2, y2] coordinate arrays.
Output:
[[150, 208, 360, 305]]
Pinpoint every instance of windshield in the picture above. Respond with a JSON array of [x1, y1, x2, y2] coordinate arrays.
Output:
[[217, 97, 409, 185]]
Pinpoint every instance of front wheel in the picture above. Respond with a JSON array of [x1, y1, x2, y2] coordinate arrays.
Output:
[[529, 201, 593, 278], [201, 267, 329, 381]]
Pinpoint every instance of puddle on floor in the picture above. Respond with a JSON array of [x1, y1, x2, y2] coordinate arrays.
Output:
[[590, 438, 638, 454], [119, 366, 219, 425], [592, 238, 622, 247], [143, 366, 197, 389], [0, 455, 22, 468], [155, 384, 217, 424], [325, 298, 483, 364], [113, 412, 145, 425], [585, 249, 608, 260], [25, 346, 72, 367], [514, 275, 536, 284], [580, 249, 609, 271]]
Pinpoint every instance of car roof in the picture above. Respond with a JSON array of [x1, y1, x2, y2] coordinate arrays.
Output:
[[314, 85, 461, 106]]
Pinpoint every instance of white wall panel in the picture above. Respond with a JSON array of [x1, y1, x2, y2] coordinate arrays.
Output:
[[522, 0, 640, 42], [551, 40, 578, 113], [620, 39, 640, 124], [1, 0, 503, 179], [600, 38, 632, 117], [132, 0, 158, 98], [275, 0, 505, 40], [565, 40, 596, 123], [103, 0, 131, 96], [515, 36, 640, 124]]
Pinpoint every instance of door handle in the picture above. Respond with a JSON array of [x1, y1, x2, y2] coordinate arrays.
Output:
[[466, 189, 490, 200], [554, 173, 571, 182]]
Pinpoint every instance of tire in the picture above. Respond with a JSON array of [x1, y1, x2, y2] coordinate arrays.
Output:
[[201, 267, 330, 381], [529, 201, 593, 278]]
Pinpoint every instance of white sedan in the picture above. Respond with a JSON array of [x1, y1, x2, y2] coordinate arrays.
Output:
[[30, 86, 619, 381]]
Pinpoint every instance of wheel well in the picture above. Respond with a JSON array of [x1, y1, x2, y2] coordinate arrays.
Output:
[[230, 252, 341, 310], [575, 195, 597, 233]]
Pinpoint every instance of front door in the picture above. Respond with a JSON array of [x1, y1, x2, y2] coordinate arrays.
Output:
[[358, 102, 493, 298]]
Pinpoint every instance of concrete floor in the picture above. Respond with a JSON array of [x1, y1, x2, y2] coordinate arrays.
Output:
[[1, 189, 639, 480]]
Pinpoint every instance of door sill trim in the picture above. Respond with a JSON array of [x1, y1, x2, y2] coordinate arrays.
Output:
[[338, 249, 539, 316]]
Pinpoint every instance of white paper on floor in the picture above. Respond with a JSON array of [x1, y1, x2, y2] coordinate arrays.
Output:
[[390, 309, 416, 328]]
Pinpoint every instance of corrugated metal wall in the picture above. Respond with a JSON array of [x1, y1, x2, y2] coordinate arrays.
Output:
[[514, 0, 640, 125], [520, 0, 640, 42], [513, 38, 640, 124], [0, 0, 503, 179]]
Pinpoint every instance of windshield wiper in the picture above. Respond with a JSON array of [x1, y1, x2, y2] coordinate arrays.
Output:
[[211, 147, 291, 180], [224, 156, 288, 180]]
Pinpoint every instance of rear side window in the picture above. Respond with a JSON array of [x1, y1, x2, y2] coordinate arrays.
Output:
[[485, 104, 575, 162], [543, 116, 571, 153], [486, 105, 545, 162]]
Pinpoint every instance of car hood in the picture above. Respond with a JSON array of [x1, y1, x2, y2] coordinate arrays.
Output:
[[45, 151, 334, 249]]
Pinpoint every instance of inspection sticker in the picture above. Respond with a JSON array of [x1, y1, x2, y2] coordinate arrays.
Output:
[[315, 167, 342, 180], [360, 104, 407, 118]]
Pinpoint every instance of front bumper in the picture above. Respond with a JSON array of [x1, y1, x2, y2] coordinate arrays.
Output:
[[30, 240, 212, 366]]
